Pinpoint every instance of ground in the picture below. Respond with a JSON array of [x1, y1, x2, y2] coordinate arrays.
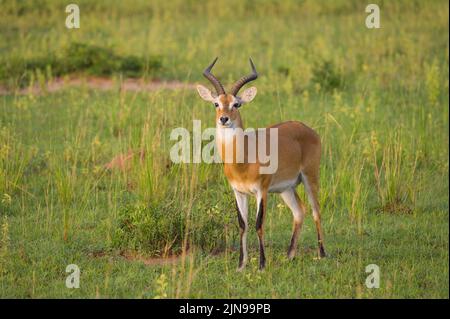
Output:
[[0, 0, 448, 298]]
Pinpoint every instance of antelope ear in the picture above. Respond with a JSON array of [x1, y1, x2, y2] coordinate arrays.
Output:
[[239, 87, 257, 103], [196, 85, 216, 102]]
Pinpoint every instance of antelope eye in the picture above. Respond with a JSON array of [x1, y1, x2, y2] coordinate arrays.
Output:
[[214, 102, 219, 107], [233, 103, 240, 108]]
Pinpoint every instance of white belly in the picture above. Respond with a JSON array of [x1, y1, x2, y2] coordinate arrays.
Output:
[[268, 178, 299, 193], [230, 176, 301, 195]]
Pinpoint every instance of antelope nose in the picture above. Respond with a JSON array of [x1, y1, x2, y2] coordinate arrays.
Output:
[[220, 116, 229, 125]]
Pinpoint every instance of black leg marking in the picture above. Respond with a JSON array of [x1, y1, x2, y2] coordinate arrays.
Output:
[[236, 200, 245, 230], [239, 236, 244, 266], [256, 199, 264, 231], [288, 226, 299, 257], [256, 199, 265, 269], [318, 233, 326, 258], [236, 200, 245, 268], [258, 239, 266, 269]]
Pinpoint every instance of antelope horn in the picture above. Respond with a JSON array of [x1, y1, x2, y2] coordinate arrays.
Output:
[[230, 58, 258, 96], [202, 57, 226, 95]]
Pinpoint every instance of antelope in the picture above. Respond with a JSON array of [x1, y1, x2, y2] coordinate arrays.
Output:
[[196, 58, 326, 270]]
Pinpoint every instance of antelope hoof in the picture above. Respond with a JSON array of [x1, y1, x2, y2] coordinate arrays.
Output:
[[287, 250, 296, 260], [237, 261, 247, 272], [318, 248, 327, 259], [258, 261, 266, 271]]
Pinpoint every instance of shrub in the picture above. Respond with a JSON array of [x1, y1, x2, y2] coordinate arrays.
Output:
[[112, 191, 238, 256], [60, 42, 120, 76], [0, 42, 163, 87], [113, 201, 186, 256], [311, 60, 343, 91]]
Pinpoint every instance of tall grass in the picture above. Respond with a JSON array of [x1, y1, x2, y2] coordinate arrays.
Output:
[[0, 0, 448, 298]]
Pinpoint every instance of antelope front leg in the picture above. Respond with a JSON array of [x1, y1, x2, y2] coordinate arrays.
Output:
[[256, 190, 267, 270], [234, 190, 248, 271]]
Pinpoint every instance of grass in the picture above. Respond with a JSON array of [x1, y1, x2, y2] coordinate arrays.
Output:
[[0, 0, 448, 298], [0, 42, 162, 88]]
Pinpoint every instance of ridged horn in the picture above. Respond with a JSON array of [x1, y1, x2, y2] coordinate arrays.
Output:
[[202, 57, 226, 95], [230, 58, 258, 96]]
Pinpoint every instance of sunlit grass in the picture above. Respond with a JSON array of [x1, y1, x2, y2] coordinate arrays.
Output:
[[0, 0, 448, 298]]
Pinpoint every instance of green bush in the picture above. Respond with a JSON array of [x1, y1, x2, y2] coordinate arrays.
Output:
[[113, 201, 185, 256], [112, 193, 237, 256], [60, 42, 120, 76], [0, 42, 163, 87], [191, 199, 237, 253], [311, 60, 344, 91]]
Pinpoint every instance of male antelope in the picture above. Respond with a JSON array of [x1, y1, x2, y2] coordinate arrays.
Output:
[[196, 58, 326, 270]]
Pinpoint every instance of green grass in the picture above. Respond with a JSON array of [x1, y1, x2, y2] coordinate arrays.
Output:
[[0, 42, 162, 87], [0, 0, 448, 298]]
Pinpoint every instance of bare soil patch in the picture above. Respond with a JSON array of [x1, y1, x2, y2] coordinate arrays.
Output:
[[88, 249, 187, 266], [0, 76, 196, 95], [119, 250, 185, 266]]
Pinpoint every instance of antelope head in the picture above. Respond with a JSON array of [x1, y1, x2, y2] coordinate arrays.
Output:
[[196, 57, 258, 128]]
